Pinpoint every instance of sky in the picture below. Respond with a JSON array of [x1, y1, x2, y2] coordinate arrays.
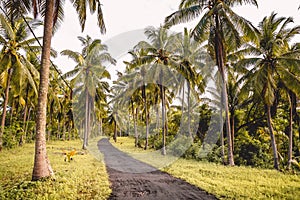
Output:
[[51, 0, 300, 76]]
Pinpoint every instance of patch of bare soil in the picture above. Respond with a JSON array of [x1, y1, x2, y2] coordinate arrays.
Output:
[[98, 138, 217, 200]]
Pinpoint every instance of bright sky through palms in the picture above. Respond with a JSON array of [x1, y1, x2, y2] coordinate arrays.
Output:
[[52, 0, 300, 74]]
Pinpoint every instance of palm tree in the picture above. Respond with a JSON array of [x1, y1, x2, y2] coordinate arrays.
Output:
[[135, 26, 180, 155], [32, 0, 56, 181], [94, 82, 110, 138], [0, 15, 40, 151], [62, 35, 115, 149], [20, 0, 106, 181], [236, 13, 300, 170], [173, 28, 207, 137], [165, 0, 259, 166], [123, 49, 152, 149], [107, 87, 129, 143]]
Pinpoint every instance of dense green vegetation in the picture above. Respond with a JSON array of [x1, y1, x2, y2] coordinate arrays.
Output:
[[112, 137, 300, 200], [0, 140, 111, 199], [0, 0, 299, 192]]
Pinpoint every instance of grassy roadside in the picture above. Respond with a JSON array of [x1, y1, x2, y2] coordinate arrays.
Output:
[[0, 140, 111, 200], [111, 137, 300, 200]]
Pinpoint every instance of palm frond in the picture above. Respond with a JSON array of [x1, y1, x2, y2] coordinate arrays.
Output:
[[0, 14, 14, 40], [61, 49, 83, 65], [278, 66, 300, 96], [190, 9, 212, 42], [224, 3, 259, 44], [96, 0, 106, 34], [165, 5, 202, 28]]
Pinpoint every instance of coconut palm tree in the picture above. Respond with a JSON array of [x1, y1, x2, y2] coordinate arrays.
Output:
[[31, 0, 56, 181], [173, 28, 207, 137], [107, 85, 129, 142], [0, 15, 40, 151], [165, 0, 259, 166], [236, 13, 300, 170], [62, 35, 115, 149], [18, 0, 107, 181], [135, 26, 181, 155], [123, 49, 152, 149], [94, 81, 110, 137]]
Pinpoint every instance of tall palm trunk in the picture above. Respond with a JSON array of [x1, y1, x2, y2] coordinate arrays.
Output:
[[266, 105, 279, 170], [215, 14, 234, 166], [160, 71, 166, 155], [113, 119, 117, 142], [134, 107, 138, 147], [62, 110, 66, 140], [32, 0, 54, 181], [231, 110, 235, 151], [180, 82, 185, 134], [142, 84, 149, 150], [83, 89, 89, 149], [287, 93, 293, 170], [187, 82, 191, 137], [25, 107, 32, 139], [155, 104, 160, 135], [88, 98, 91, 143], [0, 67, 13, 151], [10, 98, 15, 125], [20, 105, 28, 145], [21, 85, 30, 145], [100, 118, 103, 136], [219, 90, 226, 164]]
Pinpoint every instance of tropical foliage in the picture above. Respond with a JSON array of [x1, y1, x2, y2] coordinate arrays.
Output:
[[0, 0, 299, 186]]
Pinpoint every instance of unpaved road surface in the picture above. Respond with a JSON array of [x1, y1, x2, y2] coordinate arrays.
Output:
[[98, 138, 217, 200]]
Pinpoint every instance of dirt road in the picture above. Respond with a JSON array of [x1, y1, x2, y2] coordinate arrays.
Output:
[[98, 138, 217, 200]]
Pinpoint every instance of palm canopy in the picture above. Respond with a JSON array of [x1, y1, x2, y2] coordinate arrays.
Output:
[[135, 26, 181, 66], [0, 14, 41, 95], [165, 0, 258, 49], [62, 35, 115, 98], [0, 0, 32, 22], [173, 28, 208, 93], [165, 0, 259, 165], [237, 12, 300, 106], [236, 12, 300, 170], [1, 0, 106, 33]]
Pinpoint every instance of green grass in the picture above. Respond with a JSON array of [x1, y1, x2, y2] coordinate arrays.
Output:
[[0, 140, 111, 200], [112, 137, 300, 200]]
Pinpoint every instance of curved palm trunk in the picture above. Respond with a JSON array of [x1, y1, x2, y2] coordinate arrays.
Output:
[[32, 0, 54, 181], [0, 68, 13, 151], [266, 105, 279, 170], [215, 14, 234, 166]]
